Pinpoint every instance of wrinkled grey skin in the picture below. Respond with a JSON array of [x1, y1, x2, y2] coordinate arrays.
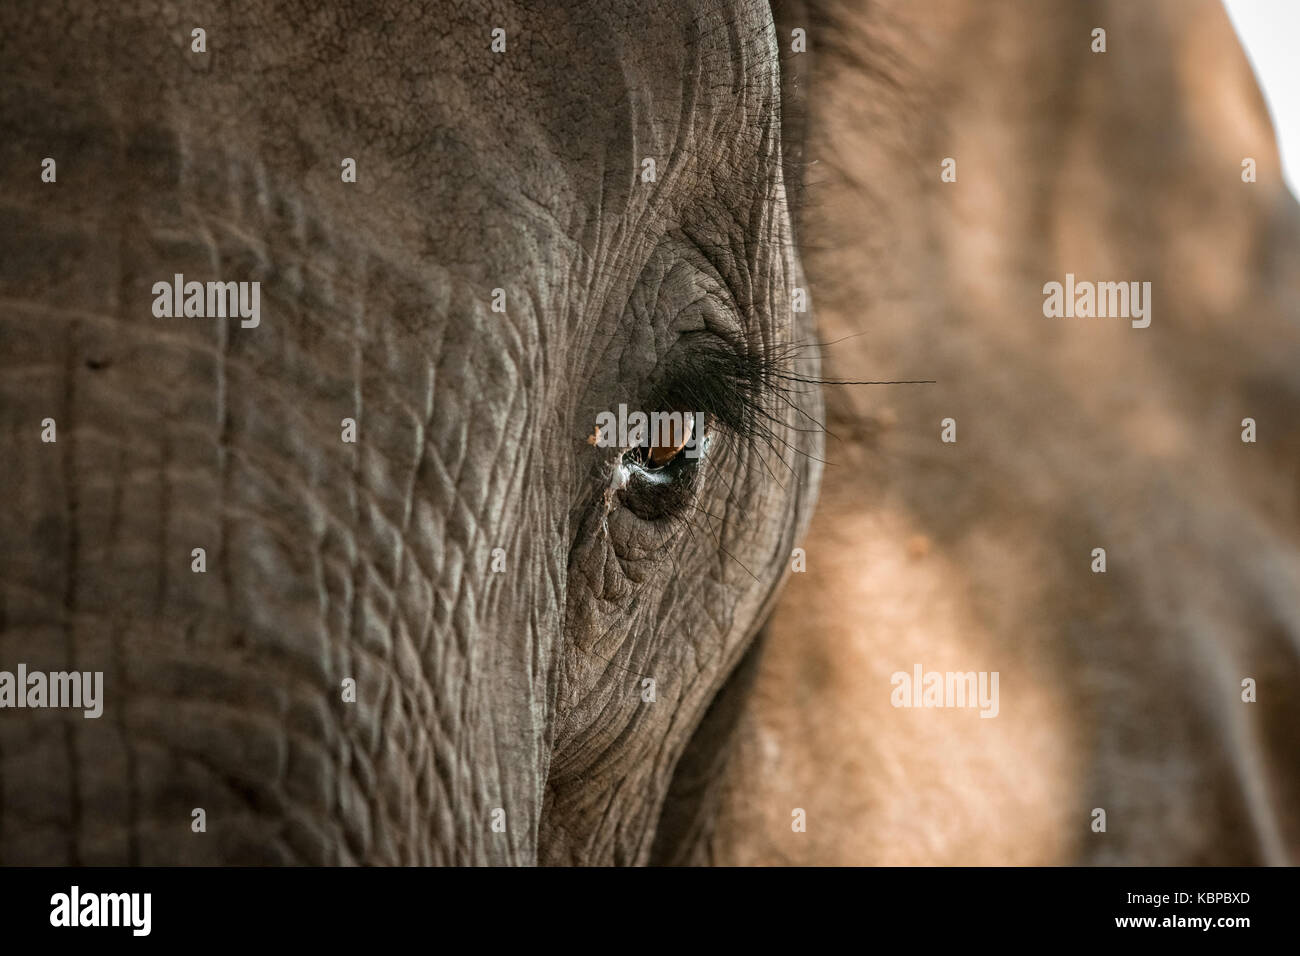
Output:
[[0, 2, 821, 863]]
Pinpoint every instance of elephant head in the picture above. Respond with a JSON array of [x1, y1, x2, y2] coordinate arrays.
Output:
[[0, 1, 821, 863]]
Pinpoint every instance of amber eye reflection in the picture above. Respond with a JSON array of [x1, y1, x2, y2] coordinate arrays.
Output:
[[630, 411, 695, 470]]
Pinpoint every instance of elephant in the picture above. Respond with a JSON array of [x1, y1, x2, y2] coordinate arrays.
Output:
[[0, 0, 822, 865], [2, 0, 1298, 868]]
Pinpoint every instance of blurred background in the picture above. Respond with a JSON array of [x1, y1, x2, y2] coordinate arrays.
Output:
[[690, 0, 1300, 866]]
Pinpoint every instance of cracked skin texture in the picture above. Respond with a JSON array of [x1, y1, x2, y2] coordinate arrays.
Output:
[[2, 0, 1298, 867], [0, 0, 820, 864]]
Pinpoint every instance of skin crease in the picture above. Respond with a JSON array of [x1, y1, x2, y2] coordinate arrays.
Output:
[[0, 0, 1295, 868], [0, 1, 820, 864]]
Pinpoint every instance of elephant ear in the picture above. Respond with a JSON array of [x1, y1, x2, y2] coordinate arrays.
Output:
[[690, 0, 1300, 865]]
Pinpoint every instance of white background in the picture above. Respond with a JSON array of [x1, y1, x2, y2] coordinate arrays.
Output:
[[1224, 0, 1300, 197]]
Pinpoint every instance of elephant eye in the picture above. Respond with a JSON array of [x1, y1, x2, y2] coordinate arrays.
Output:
[[615, 330, 780, 522], [619, 410, 709, 522], [627, 411, 695, 470]]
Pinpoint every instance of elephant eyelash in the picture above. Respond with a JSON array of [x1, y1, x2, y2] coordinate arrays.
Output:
[[616, 334, 933, 543], [656, 335, 936, 472], [647, 335, 825, 470]]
